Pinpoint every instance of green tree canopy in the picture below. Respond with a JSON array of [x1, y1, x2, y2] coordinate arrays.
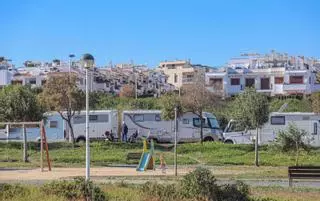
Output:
[[0, 85, 43, 122], [230, 87, 269, 166]]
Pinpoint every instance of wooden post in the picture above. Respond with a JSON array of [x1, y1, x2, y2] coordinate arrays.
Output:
[[22, 124, 28, 162], [42, 122, 51, 171], [40, 122, 43, 172]]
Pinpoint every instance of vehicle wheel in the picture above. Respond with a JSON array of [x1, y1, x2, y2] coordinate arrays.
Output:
[[76, 137, 86, 144], [204, 137, 214, 142], [224, 140, 233, 144]]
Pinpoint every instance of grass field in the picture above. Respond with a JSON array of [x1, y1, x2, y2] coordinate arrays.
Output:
[[1, 141, 320, 168]]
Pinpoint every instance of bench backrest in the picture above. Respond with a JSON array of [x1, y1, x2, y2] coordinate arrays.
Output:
[[288, 166, 320, 179]]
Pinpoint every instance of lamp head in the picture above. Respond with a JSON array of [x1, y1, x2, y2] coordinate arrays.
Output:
[[81, 53, 95, 69]]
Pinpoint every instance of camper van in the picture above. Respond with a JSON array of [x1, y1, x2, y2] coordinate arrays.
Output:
[[0, 112, 65, 142], [71, 110, 118, 142], [122, 110, 222, 143], [223, 112, 320, 147]]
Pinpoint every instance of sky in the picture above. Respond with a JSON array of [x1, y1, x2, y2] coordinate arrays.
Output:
[[1, 0, 319, 67]]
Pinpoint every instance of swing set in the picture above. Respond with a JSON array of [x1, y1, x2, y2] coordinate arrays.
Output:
[[0, 120, 51, 172]]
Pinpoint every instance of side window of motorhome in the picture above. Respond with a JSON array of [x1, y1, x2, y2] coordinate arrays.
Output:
[[193, 118, 210, 128], [49, 121, 58, 128], [183, 119, 190, 124], [89, 115, 98, 121], [155, 114, 161, 121], [270, 116, 285, 125], [134, 114, 144, 122], [314, 123, 318, 135]]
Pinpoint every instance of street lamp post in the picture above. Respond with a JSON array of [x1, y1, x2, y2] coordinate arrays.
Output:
[[68, 54, 75, 143], [174, 106, 178, 176], [81, 53, 94, 181]]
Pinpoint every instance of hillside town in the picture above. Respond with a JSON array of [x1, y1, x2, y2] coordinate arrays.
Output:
[[1, 50, 320, 98]]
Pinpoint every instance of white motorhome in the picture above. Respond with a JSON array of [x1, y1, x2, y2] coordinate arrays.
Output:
[[122, 110, 222, 143], [70, 110, 118, 142], [0, 112, 65, 142], [223, 112, 320, 147]]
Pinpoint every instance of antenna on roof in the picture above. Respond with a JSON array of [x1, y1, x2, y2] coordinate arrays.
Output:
[[278, 103, 288, 112]]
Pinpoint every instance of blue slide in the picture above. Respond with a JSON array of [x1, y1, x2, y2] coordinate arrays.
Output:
[[136, 153, 151, 171]]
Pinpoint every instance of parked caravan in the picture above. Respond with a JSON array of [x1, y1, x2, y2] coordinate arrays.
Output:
[[71, 110, 118, 142], [122, 110, 222, 143], [0, 112, 65, 142], [223, 112, 320, 147]]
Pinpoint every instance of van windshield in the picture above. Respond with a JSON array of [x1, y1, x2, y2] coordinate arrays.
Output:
[[208, 118, 220, 129]]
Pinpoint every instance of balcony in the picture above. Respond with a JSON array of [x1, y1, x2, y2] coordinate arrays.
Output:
[[283, 84, 307, 92]]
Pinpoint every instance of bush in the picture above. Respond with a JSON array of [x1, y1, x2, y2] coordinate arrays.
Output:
[[0, 183, 29, 200], [41, 177, 107, 201], [180, 167, 219, 200], [141, 168, 251, 201]]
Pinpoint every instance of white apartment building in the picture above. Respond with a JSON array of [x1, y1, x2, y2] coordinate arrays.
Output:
[[206, 51, 320, 97]]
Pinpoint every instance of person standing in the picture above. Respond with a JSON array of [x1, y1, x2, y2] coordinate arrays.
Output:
[[122, 121, 128, 142]]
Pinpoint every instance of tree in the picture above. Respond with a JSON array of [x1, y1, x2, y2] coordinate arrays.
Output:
[[0, 85, 43, 122], [274, 124, 309, 166], [160, 93, 183, 121], [39, 73, 85, 143], [311, 92, 320, 114], [180, 70, 221, 143], [231, 88, 269, 166], [119, 84, 135, 98]]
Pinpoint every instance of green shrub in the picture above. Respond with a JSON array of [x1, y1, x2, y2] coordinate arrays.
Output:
[[41, 177, 107, 201], [216, 181, 250, 201], [0, 183, 29, 200], [142, 168, 251, 201], [180, 167, 219, 200]]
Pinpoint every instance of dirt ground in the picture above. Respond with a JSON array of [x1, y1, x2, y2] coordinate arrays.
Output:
[[0, 167, 194, 181]]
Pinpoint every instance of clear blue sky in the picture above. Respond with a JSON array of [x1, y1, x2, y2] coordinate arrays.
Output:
[[1, 0, 319, 67]]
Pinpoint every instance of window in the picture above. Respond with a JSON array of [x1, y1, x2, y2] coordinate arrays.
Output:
[[174, 74, 178, 83], [89, 115, 98, 121], [29, 79, 36, 84], [193, 118, 210, 128], [226, 122, 246, 132], [313, 123, 318, 135], [274, 77, 284, 84], [155, 114, 161, 121], [134, 114, 144, 122], [208, 118, 220, 129], [260, 78, 270, 90], [271, 116, 285, 125], [183, 119, 189, 124], [245, 78, 255, 87], [290, 76, 303, 84], [49, 121, 58, 128], [209, 78, 223, 89], [230, 78, 240, 85]]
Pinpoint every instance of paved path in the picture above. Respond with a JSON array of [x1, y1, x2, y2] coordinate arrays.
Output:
[[1, 167, 319, 188]]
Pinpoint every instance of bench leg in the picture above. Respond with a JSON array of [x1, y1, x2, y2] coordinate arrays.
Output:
[[289, 178, 292, 187]]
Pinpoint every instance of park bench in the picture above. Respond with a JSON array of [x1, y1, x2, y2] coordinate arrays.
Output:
[[288, 166, 320, 187], [126, 152, 142, 163]]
